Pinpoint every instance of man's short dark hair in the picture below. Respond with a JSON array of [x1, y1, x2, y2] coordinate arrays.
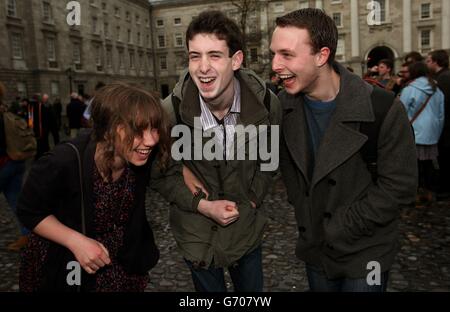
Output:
[[186, 10, 243, 56], [404, 51, 424, 63], [378, 58, 394, 70], [275, 8, 338, 65], [429, 49, 450, 68]]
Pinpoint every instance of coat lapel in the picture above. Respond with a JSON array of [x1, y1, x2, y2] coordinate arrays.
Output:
[[282, 93, 312, 183], [311, 64, 374, 186]]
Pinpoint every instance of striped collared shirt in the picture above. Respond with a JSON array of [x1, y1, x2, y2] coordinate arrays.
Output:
[[199, 78, 240, 160]]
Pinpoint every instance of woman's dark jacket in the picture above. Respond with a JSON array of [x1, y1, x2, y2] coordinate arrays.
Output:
[[17, 130, 159, 291]]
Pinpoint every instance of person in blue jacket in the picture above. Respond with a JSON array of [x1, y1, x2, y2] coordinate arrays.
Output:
[[400, 61, 445, 202]]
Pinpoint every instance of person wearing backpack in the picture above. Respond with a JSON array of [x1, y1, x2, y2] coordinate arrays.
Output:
[[0, 82, 30, 251], [270, 9, 417, 291]]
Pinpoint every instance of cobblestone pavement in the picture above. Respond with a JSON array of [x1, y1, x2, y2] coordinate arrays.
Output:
[[1, 177, 449, 292]]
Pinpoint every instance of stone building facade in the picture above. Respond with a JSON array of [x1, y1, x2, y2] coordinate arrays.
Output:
[[150, 0, 450, 93], [1, 0, 449, 104], [0, 0, 156, 105]]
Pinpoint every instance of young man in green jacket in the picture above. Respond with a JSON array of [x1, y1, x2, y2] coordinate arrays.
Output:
[[151, 10, 281, 292]]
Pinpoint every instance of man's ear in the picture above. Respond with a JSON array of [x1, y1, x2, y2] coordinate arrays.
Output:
[[315, 47, 331, 67], [231, 50, 244, 70]]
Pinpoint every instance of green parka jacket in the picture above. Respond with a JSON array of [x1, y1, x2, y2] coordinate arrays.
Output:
[[151, 68, 281, 268]]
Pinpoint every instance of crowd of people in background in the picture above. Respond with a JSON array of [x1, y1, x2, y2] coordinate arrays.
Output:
[[362, 49, 450, 203]]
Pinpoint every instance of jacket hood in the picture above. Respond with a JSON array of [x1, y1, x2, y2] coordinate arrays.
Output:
[[408, 76, 435, 95]]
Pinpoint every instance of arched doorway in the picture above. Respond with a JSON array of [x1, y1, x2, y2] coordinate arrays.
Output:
[[366, 46, 395, 69]]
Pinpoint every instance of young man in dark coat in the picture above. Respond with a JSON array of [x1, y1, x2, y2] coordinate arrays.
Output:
[[270, 8, 417, 292]]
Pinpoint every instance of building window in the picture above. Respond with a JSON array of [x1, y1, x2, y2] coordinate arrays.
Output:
[[104, 23, 109, 38], [50, 81, 59, 97], [420, 29, 432, 52], [47, 37, 56, 61], [114, 7, 120, 17], [158, 35, 166, 48], [333, 12, 342, 27], [17, 82, 27, 99], [126, 11, 130, 22], [250, 48, 258, 63], [101, 2, 106, 10], [7, 0, 17, 17], [127, 29, 132, 43], [420, 3, 431, 19], [146, 34, 150, 48], [137, 32, 141, 46], [92, 17, 98, 34], [89, 0, 96, 6], [129, 51, 135, 69], [378, 0, 387, 23], [95, 45, 102, 66], [174, 33, 183, 47], [336, 35, 345, 61], [274, 2, 284, 13], [11, 33, 23, 59], [145, 19, 149, 28], [147, 54, 153, 73], [331, 0, 342, 3], [42, 1, 53, 23], [116, 26, 121, 41], [174, 17, 181, 26], [298, 1, 309, 9], [156, 19, 164, 28], [118, 49, 124, 68], [73, 43, 81, 65], [106, 48, 112, 68], [160, 55, 167, 70], [136, 14, 140, 24]]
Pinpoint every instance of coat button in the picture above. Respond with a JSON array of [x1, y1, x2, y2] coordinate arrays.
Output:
[[328, 179, 336, 186], [298, 226, 306, 233], [323, 212, 332, 219], [211, 225, 218, 231]]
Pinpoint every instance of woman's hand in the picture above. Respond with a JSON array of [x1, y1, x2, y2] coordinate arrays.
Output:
[[67, 233, 111, 274]]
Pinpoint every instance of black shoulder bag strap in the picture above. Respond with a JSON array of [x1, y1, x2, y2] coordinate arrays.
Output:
[[65, 142, 86, 236], [360, 86, 395, 183]]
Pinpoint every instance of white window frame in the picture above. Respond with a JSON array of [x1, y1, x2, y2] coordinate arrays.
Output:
[[174, 17, 182, 26], [95, 45, 102, 66], [332, 12, 343, 28], [159, 55, 167, 71], [129, 51, 135, 69], [106, 48, 112, 68], [336, 35, 345, 62], [50, 81, 60, 97], [42, 1, 53, 23], [156, 19, 164, 28], [273, 2, 284, 13], [157, 35, 166, 48], [73, 43, 81, 64], [298, 1, 309, 9], [11, 32, 24, 59], [420, 3, 432, 20], [47, 37, 56, 61], [174, 33, 184, 47], [419, 29, 433, 53]]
